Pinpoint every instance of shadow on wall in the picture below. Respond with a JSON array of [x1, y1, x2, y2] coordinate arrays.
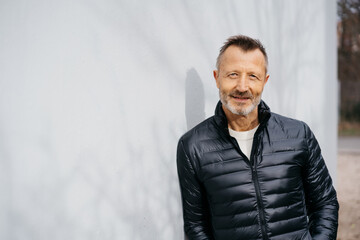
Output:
[[183, 68, 206, 240], [185, 68, 206, 131]]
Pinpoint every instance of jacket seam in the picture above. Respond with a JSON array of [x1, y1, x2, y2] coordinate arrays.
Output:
[[179, 139, 198, 176], [302, 121, 311, 163]]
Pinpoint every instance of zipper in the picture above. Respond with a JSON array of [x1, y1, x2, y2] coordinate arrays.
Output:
[[251, 165, 269, 240], [226, 111, 271, 240], [230, 128, 269, 240], [250, 125, 269, 240]]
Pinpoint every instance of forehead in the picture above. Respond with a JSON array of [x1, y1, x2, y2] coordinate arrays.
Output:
[[220, 46, 266, 73]]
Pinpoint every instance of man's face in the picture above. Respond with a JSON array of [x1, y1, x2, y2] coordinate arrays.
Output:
[[214, 46, 269, 116]]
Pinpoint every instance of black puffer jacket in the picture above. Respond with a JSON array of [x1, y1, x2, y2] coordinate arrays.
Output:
[[177, 101, 339, 240]]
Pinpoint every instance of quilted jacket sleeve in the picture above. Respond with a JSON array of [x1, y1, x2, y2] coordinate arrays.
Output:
[[177, 139, 213, 240], [303, 124, 339, 240]]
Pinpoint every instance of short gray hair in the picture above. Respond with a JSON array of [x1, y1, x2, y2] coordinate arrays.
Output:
[[216, 35, 268, 73]]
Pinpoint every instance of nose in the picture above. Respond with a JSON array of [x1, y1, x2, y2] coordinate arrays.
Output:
[[236, 75, 249, 92]]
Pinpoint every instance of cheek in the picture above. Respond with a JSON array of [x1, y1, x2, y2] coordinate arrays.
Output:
[[219, 79, 237, 91], [251, 83, 265, 94]]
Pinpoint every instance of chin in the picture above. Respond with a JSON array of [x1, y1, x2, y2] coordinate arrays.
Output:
[[226, 102, 255, 116]]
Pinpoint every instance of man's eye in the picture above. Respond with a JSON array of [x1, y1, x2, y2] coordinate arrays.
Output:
[[250, 74, 258, 79], [229, 73, 238, 77]]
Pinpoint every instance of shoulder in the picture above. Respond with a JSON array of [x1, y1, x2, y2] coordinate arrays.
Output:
[[177, 116, 222, 172], [267, 112, 309, 139], [178, 115, 219, 148], [270, 112, 306, 127]]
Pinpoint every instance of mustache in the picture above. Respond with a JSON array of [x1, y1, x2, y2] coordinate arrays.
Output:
[[229, 90, 254, 99]]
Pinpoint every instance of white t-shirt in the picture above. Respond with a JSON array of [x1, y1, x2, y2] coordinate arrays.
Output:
[[229, 125, 259, 160]]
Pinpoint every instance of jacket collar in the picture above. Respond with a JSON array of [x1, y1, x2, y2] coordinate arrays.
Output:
[[214, 100, 271, 132]]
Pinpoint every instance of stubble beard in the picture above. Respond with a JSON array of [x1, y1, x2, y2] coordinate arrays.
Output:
[[219, 90, 261, 116]]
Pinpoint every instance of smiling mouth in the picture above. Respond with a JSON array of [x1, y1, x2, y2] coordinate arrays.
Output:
[[228, 90, 253, 102], [231, 95, 251, 101]]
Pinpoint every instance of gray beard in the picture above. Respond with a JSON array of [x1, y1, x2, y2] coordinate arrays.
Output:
[[220, 91, 261, 116]]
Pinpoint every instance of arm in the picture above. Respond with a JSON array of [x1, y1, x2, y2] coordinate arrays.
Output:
[[177, 139, 213, 240], [303, 124, 339, 240]]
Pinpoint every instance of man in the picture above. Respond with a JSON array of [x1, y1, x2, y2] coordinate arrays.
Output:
[[177, 35, 339, 240]]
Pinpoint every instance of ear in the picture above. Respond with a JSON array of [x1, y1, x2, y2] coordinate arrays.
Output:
[[264, 74, 269, 85], [213, 70, 220, 89]]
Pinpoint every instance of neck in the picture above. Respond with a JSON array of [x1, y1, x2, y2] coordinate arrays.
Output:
[[223, 106, 259, 131]]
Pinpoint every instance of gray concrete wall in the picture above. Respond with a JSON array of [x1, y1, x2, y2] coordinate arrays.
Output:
[[0, 0, 337, 239]]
